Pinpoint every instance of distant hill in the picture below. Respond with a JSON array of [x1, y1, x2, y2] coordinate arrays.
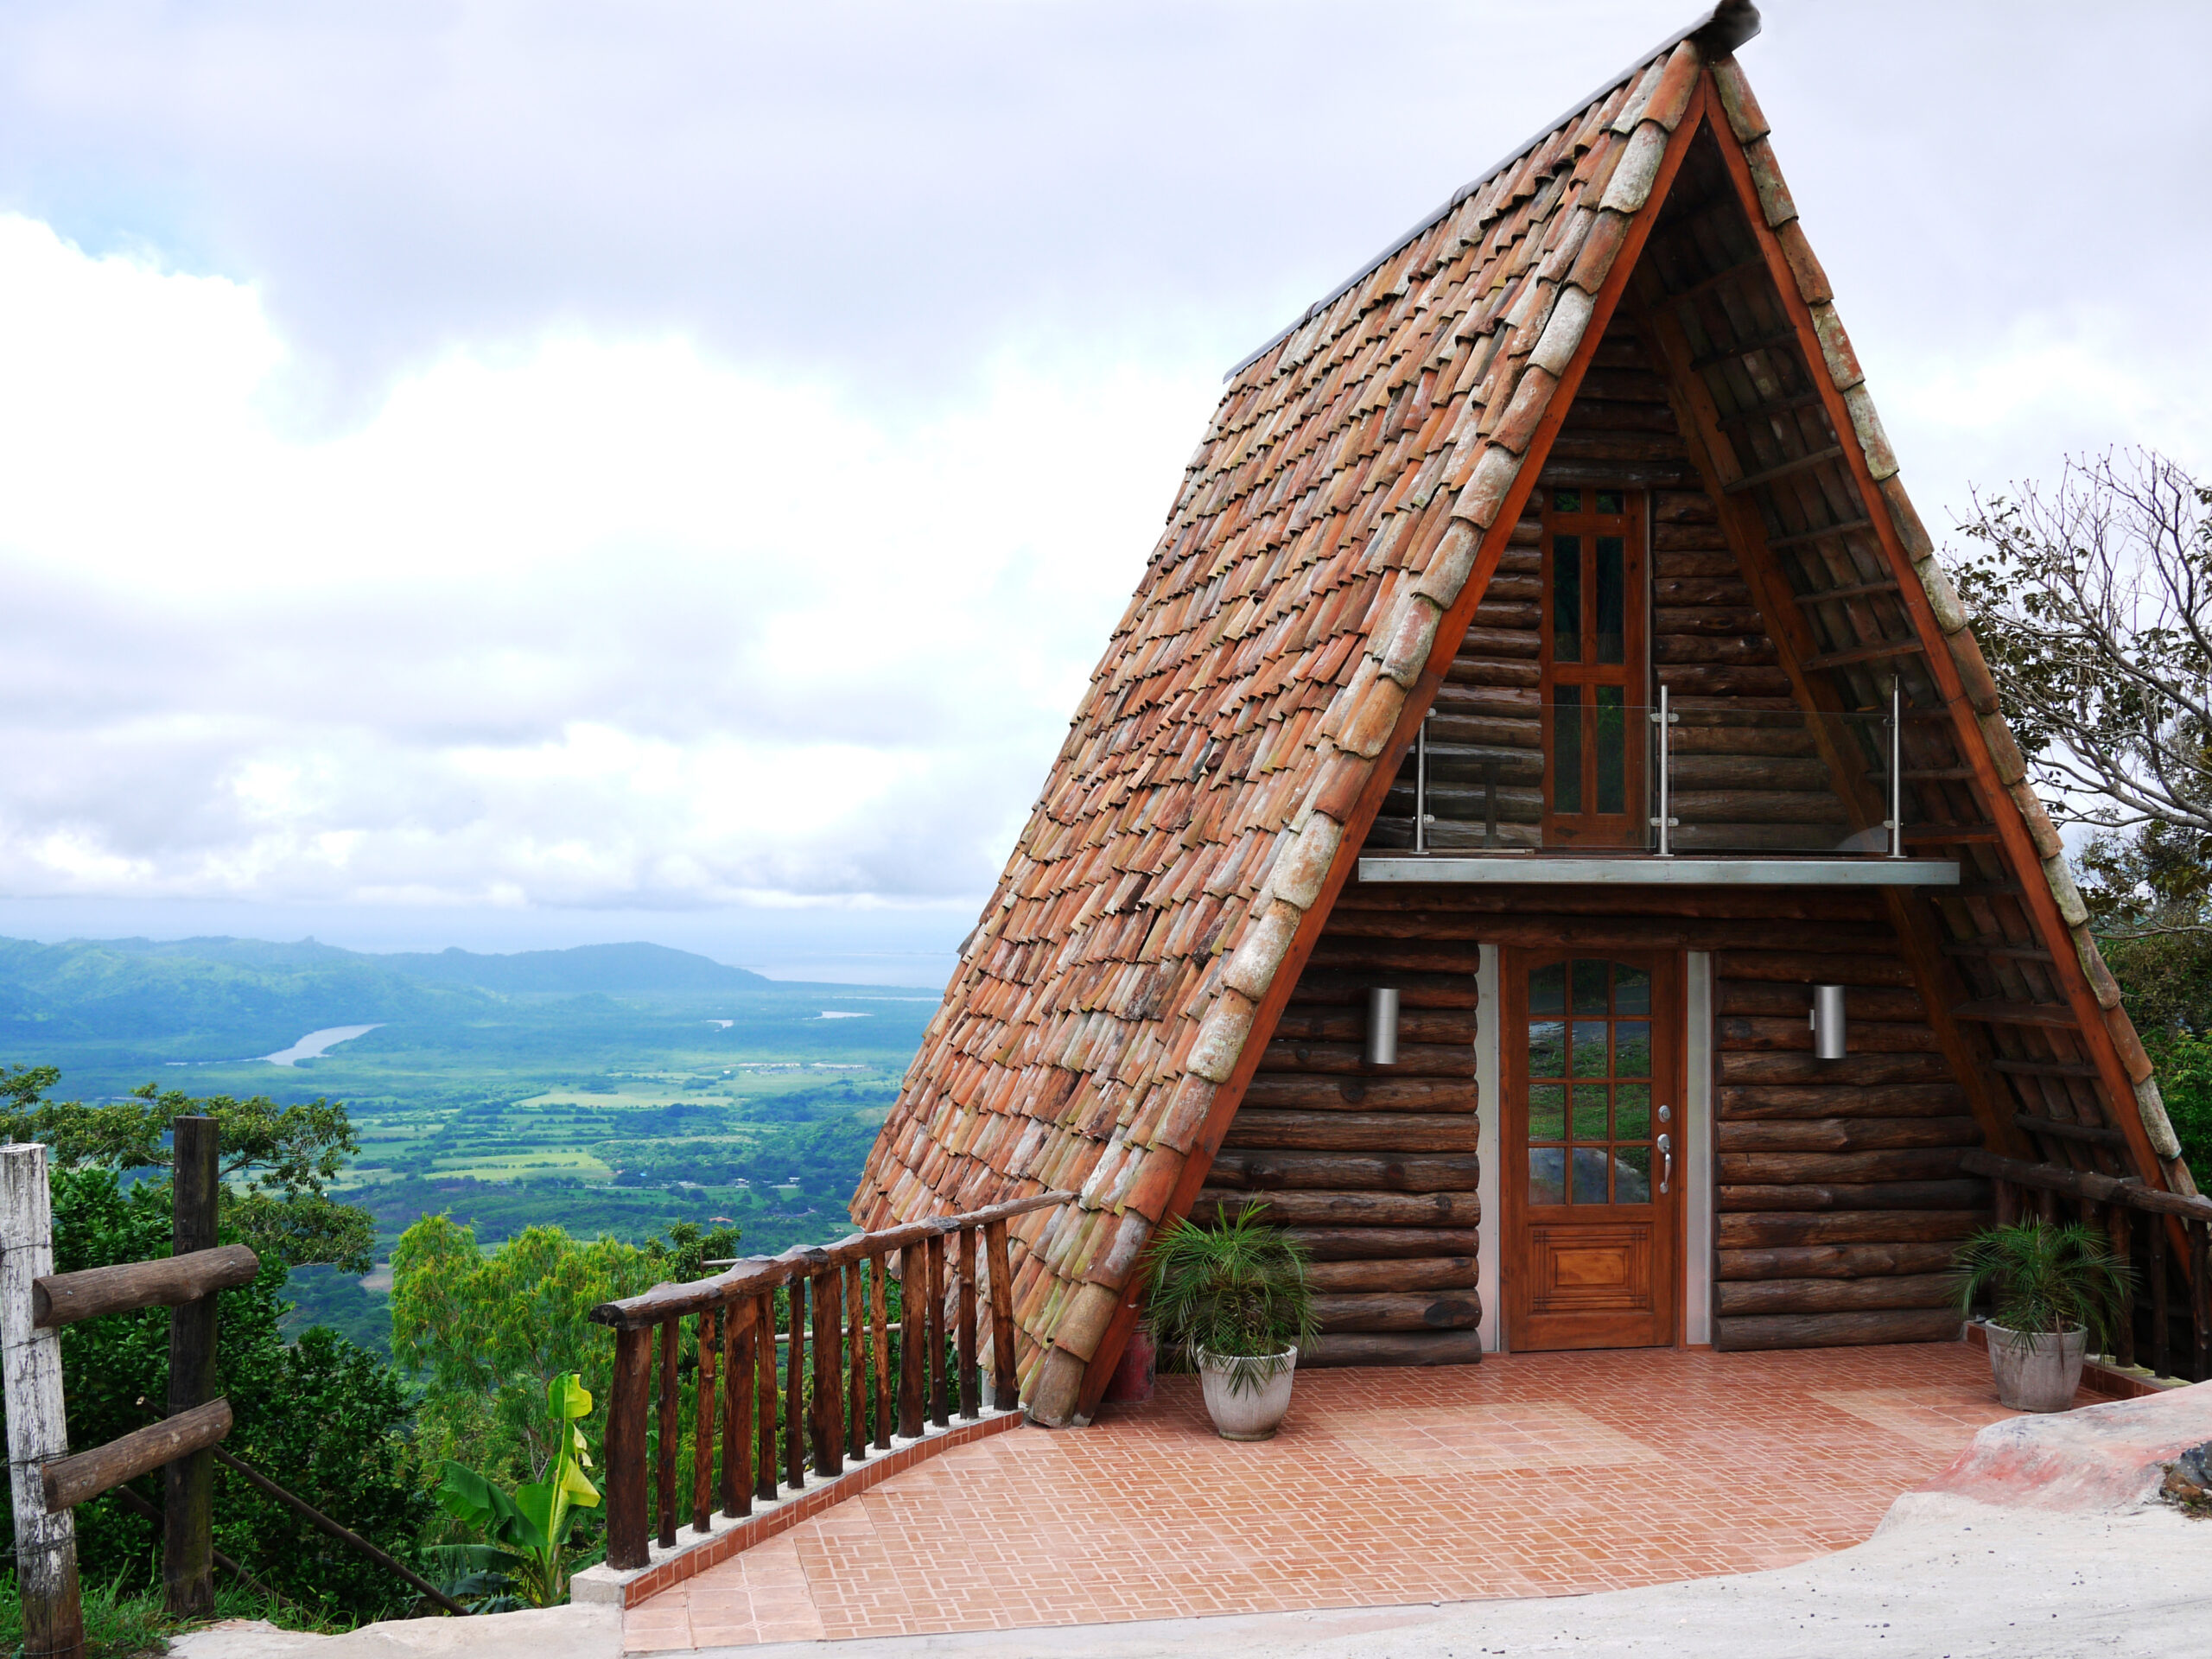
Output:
[[376, 942, 771, 994], [0, 935, 773, 1060]]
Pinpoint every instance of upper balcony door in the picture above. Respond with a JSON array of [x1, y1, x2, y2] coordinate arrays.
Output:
[[1540, 486, 1649, 849]]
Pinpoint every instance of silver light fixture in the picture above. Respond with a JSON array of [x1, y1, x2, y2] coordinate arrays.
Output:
[[1810, 984, 1847, 1060], [1364, 987, 1402, 1067]]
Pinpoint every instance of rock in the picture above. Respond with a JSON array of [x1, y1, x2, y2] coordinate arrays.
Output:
[[1902, 1379, 2212, 1515]]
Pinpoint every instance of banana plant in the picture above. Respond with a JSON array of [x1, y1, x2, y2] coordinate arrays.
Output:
[[433, 1371, 602, 1607]]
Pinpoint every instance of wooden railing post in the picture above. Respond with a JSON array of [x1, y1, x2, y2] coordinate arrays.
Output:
[[986, 1220, 1017, 1411], [2152, 1220, 2172, 1376], [655, 1319, 679, 1549], [691, 1307, 718, 1534], [897, 1249, 925, 1439], [811, 1268, 843, 1478], [783, 1282, 807, 1490], [2193, 1222, 2211, 1383], [957, 1226, 980, 1421], [606, 1325, 652, 1570], [721, 1302, 750, 1517], [843, 1259, 866, 1461], [925, 1232, 949, 1429], [868, 1253, 892, 1452], [1992, 1177, 2016, 1228], [165, 1117, 220, 1618], [3, 1145, 84, 1659], [753, 1291, 779, 1502], [2107, 1204, 2136, 1370]]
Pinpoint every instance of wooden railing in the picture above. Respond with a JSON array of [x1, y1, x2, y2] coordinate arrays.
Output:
[[588, 1191, 1071, 1572], [1962, 1148, 2212, 1382]]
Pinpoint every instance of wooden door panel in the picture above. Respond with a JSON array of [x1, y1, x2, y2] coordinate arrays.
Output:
[[1503, 949, 1682, 1351]]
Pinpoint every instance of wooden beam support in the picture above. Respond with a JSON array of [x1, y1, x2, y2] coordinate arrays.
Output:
[[2014, 1114, 2126, 1148], [1790, 576, 1897, 604], [1721, 444, 1846, 494], [1698, 75, 2175, 1197], [1624, 159, 2031, 1171]]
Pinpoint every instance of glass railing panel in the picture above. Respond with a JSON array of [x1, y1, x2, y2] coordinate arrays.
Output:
[[1377, 695, 1955, 860]]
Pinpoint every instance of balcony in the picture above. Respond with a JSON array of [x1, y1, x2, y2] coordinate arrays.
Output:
[[1359, 689, 1964, 887]]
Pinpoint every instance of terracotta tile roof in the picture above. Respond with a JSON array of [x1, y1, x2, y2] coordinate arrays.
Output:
[[850, 3, 2188, 1425], [853, 26, 1722, 1421]]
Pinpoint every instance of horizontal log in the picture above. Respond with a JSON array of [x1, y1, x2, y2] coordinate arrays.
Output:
[[1716, 983, 1925, 1021], [1656, 665, 1795, 698], [42, 1399, 232, 1511], [1719, 1052, 1954, 1085], [1715, 1273, 1960, 1317], [1959, 1149, 2212, 1224], [1319, 914, 1898, 955], [1257, 1039, 1471, 1078], [1223, 1112, 1477, 1154], [1719, 1179, 1988, 1212], [1719, 1016, 1942, 1054], [1714, 951, 1916, 987], [1715, 1210, 1988, 1248], [1669, 753, 1834, 789], [1303, 1256, 1478, 1294], [1207, 1150, 1482, 1193], [1283, 1227, 1484, 1261], [33, 1244, 260, 1329], [1716, 1242, 1964, 1281], [1241, 1075, 1475, 1113], [1670, 823, 1864, 852], [1300, 1331, 1487, 1368], [1716, 1117, 1982, 1154], [1718, 1149, 1968, 1185], [1713, 1308, 1964, 1351], [1271, 1009, 1476, 1045], [1192, 1189, 1482, 1228], [1279, 972, 1480, 1009], [1313, 1291, 1482, 1333], [2014, 1113, 2126, 1148], [592, 1191, 1073, 1327], [1718, 1083, 1967, 1120]]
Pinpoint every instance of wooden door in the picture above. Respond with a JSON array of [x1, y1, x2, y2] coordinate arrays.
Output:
[[1538, 486, 1648, 849], [1503, 949, 1681, 1351]]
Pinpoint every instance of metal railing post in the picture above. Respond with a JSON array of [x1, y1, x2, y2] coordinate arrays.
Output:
[[1888, 678, 1905, 859], [1414, 709, 1431, 855], [1649, 685, 1677, 857]]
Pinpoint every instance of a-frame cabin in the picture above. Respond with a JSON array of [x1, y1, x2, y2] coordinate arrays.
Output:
[[851, 0, 2198, 1427]]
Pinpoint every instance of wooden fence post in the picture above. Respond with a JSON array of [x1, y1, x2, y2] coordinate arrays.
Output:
[[3, 1145, 84, 1659], [605, 1325, 651, 1570], [165, 1117, 220, 1618]]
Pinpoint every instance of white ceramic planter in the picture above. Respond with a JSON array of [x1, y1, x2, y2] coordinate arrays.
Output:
[[1985, 1322, 2087, 1413], [1194, 1345, 1299, 1441]]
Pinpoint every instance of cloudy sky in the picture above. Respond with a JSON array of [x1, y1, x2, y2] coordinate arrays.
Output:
[[0, 0, 2204, 982]]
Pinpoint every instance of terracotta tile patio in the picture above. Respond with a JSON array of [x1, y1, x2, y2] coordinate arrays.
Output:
[[623, 1342, 2087, 1650]]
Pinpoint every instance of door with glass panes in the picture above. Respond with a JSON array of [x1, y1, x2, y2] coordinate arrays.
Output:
[[1540, 486, 1648, 848], [1503, 950, 1681, 1350]]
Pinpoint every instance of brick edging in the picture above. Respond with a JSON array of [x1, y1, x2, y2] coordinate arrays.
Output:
[[572, 1410, 1025, 1609]]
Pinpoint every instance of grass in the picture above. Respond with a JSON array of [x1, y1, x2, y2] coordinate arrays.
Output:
[[0, 1573, 353, 1659]]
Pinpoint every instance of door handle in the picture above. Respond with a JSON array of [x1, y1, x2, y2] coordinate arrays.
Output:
[[1656, 1131, 1673, 1195]]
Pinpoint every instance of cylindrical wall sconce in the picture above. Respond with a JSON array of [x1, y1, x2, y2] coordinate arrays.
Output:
[[1810, 984, 1847, 1060], [1364, 987, 1402, 1067]]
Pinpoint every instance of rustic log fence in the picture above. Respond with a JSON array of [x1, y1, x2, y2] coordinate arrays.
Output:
[[3, 1124, 466, 1659], [1962, 1148, 2212, 1383], [588, 1191, 1070, 1573]]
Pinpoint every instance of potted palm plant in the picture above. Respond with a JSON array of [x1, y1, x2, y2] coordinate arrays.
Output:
[[1142, 1201, 1317, 1440], [1953, 1220, 2134, 1413]]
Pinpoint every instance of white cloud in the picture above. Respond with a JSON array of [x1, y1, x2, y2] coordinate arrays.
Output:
[[0, 215, 1213, 906]]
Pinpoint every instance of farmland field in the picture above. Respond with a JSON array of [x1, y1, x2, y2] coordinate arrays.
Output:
[[0, 935, 940, 1351]]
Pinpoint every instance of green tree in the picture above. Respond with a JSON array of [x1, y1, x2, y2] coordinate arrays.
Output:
[[391, 1216, 737, 1497], [0, 1166, 430, 1620], [0, 1067, 374, 1272]]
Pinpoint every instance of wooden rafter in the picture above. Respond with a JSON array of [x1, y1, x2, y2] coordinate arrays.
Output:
[[1693, 78, 2177, 1196]]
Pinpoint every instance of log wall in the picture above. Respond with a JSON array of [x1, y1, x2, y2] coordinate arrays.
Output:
[[1204, 882, 1990, 1362], [1365, 315, 1856, 854]]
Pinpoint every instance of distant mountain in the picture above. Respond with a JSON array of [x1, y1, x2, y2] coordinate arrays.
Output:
[[0, 935, 770, 1058], [376, 942, 770, 994]]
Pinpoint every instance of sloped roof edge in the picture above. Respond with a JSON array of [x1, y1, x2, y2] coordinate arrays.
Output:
[[1221, 0, 1763, 383]]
